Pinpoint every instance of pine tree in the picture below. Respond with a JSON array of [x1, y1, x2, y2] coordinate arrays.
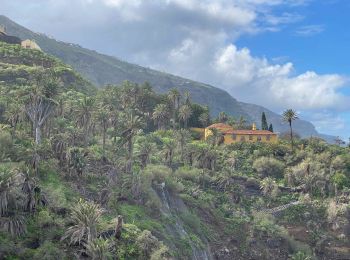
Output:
[[261, 112, 268, 130], [268, 123, 274, 132]]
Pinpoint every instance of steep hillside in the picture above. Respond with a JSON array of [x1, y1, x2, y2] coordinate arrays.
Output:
[[0, 15, 248, 119], [0, 15, 333, 140], [1, 34, 350, 260], [0, 41, 94, 94]]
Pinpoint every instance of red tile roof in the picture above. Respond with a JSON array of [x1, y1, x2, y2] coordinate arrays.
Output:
[[227, 130, 276, 135], [207, 123, 276, 135]]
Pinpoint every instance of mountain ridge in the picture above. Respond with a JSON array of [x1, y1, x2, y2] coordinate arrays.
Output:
[[0, 15, 334, 141]]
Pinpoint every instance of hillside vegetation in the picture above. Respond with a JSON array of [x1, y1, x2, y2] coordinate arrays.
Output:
[[0, 41, 350, 260], [0, 15, 329, 140]]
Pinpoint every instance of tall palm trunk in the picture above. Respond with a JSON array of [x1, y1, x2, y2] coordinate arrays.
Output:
[[289, 120, 294, 149], [126, 137, 133, 173], [102, 122, 107, 154], [172, 109, 176, 129]]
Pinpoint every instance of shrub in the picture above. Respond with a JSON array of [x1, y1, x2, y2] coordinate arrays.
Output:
[[252, 212, 285, 237], [36, 209, 55, 228], [136, 230, 171, 260], [136, 230, 159, 258], [175, 167, 202, 182], [291, 251, 312, 260], [0, 131, 13, 161], [140, 165, 183, 210], [141, 164, 183, 193], [32, 241, 66, 260], [85, 238, 112, 260], [326, 199, 347, 231], [150, 244, 171, 260], [260, 177, 279, 198], [253, 157, 284, 178], [332, 172, 350, 190]]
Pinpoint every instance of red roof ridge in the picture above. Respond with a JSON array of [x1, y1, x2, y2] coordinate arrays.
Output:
[[207, 123, 233, 129], [228, 130, 276, 135]]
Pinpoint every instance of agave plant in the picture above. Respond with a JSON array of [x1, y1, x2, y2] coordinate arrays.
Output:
[[0, 166, 23, 216], [22, 172, 48, 212], [0, 215, 26, 236], [0, 166, 26, 236], [62, 199, 102, 245], [84, 238, 112, 260]]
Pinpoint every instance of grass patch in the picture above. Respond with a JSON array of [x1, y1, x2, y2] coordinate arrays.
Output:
[[39, 164, 77, 208], [117, 204, 164, 233]]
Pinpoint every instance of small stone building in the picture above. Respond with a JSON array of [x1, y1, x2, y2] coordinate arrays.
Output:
[[21, 39, 41, 51]]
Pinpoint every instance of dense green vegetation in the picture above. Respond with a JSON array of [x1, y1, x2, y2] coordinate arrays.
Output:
[[0, 14, 331, 141], [0, 41, 350, 260]]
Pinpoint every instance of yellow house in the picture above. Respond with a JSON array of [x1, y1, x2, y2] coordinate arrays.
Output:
[[21, 39, 41, 51], [204, 123, 278, 144]]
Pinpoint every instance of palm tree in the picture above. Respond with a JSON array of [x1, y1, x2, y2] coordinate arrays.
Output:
[[62, 199, 102, 245], [183, 91, 191, 105], [136, 137, 155, 169], [168, 88, 181, 129], [199, 112, 210, 127], [152, 104, 170, 130], [162, 138, 176, 167], [175, 129, 191, 162], [119, 81, 139, 110], [193, 143, 218, 170], [95, 106, 110, 153], [120, 110, 145, 173], [75, 96, 95, 146], [208, 128, 224, 146], [178, 105, 192, 128], [237, 116, 247, 129], [282, 109, 298, 149], [218, 112, 228, 123]]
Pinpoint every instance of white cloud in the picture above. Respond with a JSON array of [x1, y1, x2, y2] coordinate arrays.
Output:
[[264, 12, 304, 26], [206, 44, 349, 112], [295, 24, 325, 36]]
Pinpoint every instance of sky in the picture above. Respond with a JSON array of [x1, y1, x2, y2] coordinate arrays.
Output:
[[1, 0, 350, 139]]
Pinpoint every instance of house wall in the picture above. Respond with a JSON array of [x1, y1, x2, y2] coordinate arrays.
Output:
[[224, 134, 278, 144], [204, 128, 212, 140], [204, 128, 277, 144]]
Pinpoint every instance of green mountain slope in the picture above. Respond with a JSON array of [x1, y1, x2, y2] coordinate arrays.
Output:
[[0, 41, 94, 94], [0, 15, 333, 140]]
